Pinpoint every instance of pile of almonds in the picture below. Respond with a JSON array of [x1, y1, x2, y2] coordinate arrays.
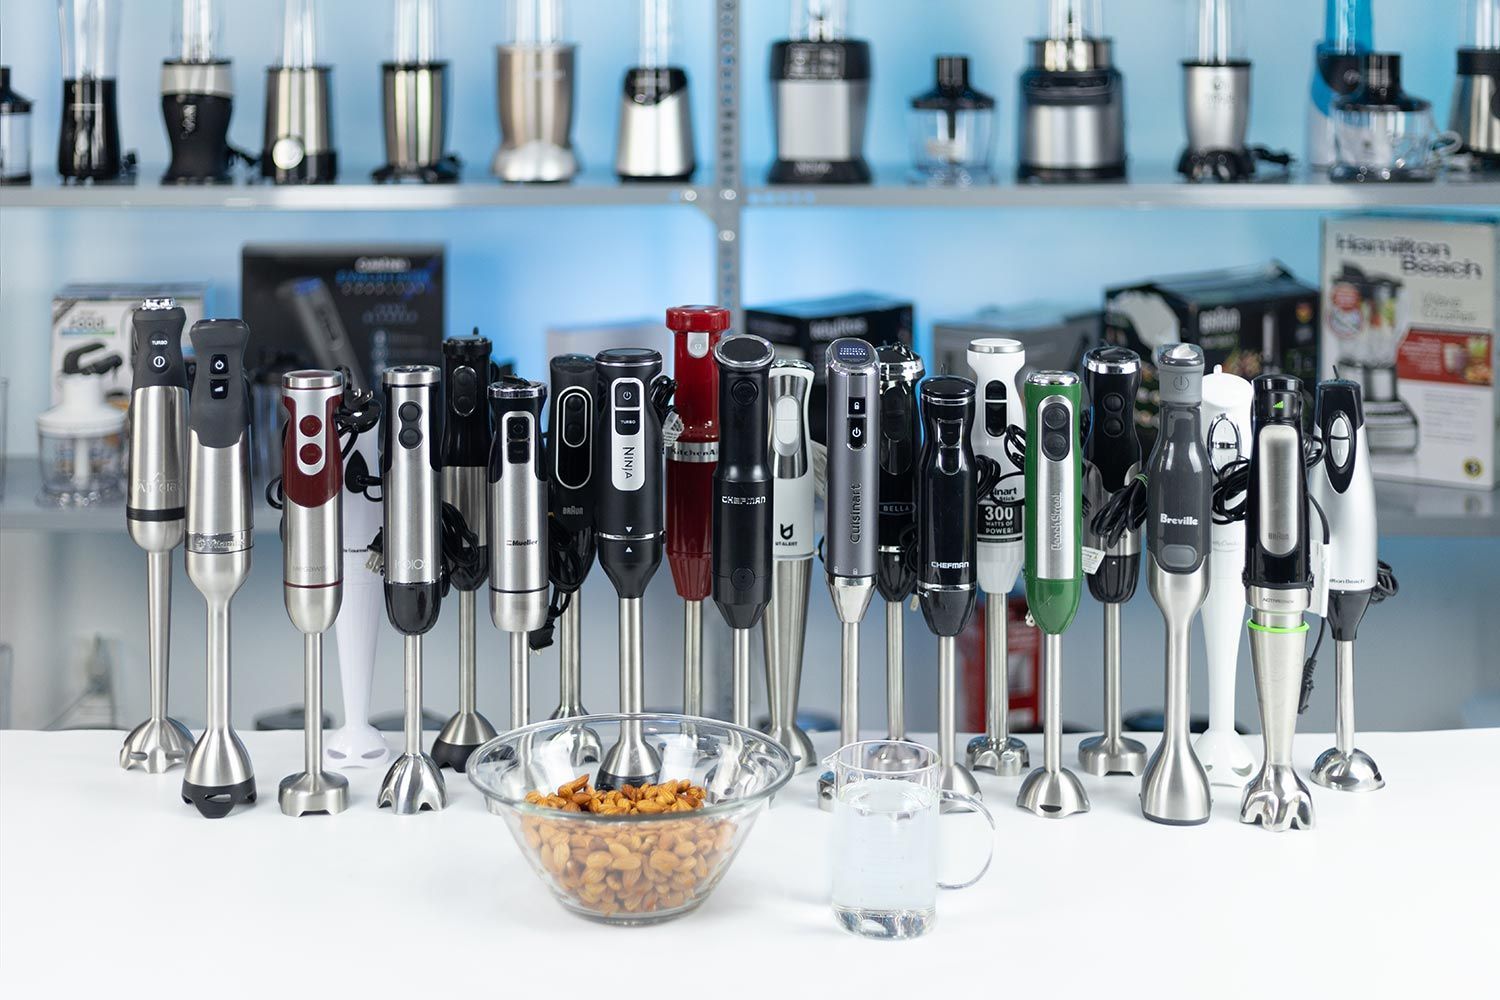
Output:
[[520, 775, 739, 918]]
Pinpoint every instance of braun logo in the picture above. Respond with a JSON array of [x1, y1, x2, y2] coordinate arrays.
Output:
[[621, 445, 635, 480], [1160, 513, 1200, 526], [930, 560, 970, 571], [848, 484, 863, 543], [562, 505, 584, 517], [1200, 308, 1241, 335], [1048, 494, 1063, 551], [354, 256, 412, 273]]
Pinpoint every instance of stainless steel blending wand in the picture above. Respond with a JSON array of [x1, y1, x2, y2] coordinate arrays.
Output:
[[376, 365, 448, 814], [874, 344, 923, 741], [181, 320, 257, 818], [120, 299, 196, 773], [818, 338, 880, 810], [488, 378, 550, 732], [278, 369, 350, 816]]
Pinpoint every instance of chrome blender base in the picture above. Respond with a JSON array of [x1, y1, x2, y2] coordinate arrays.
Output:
[[432, 710, 498, 773], [278, 769, 349, 816], [1140, 744, 1213, 826], [377, 752, 448, 813], [1017, 767, 1090, 819], [1077, 734, 1148, 776], [323, 725, 392, 769], [119, 717, 196, 773], [1311, 747, 1384, 793], [1239, 764, 1315, 831], [767, 724, 817, 773], [941, 763, 982, 804], [547, 711, 604, 766], [596, 742, 662, 792], [1195, 728, 1257, 787], [966, 734, 1030, 776]]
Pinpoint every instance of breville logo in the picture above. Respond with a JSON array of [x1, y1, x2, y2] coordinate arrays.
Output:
[[848, 484, 863, 543], [1160, 513, 1201, 526]]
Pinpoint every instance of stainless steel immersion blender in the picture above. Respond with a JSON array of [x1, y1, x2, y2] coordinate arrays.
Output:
[[875, 344, 923, 742], [1138, 344, 1214, 825], [489, 378, 549, 732], [121, 300, 196, 773], [712, 335, 775, 728], [546, 354, 598, 729], [965, 338, 1029, 776], [181, 320, 257, 818], [278, 369, 349, 816], [376, 365, 447, 814]]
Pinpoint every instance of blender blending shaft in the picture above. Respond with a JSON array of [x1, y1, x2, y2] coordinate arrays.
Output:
[[885, 603, 904, 738], [682, 601, 703, 715]]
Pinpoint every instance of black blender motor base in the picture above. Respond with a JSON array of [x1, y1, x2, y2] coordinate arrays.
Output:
[[430, 738, 482, 773], [1018, 162, 1126, 184], [263, 151, 338, 186], [768, 158, 872, 185], [1177, 147, 1259, 183], [372, 156, 461, 184], [182, 777, 257, 819]]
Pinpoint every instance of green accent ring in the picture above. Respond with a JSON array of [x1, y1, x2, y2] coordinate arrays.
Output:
[[1247, 621, 1309, 635]]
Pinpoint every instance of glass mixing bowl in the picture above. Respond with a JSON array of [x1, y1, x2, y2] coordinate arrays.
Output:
[[468, 714, 794, 926]]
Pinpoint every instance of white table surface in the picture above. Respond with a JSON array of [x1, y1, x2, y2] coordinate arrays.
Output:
[[1, 728, 1495, 998]]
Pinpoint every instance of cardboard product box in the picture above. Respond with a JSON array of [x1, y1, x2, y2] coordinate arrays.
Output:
[[1321, 216, 1499, 491], [51, 283, 211, 404], [241, 244, 446, 387], [745, 293, 914, 443], [1104, 263, 1319, 451], [931, 303, 1099, 385]]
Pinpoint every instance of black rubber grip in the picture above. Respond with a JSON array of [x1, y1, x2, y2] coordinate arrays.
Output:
[[131, 305, 188, 391], [188, 320, 251, 448]]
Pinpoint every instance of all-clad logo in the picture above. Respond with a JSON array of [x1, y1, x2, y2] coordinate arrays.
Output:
[[848, 483, 863, 543], [1160, 513, 1200, 526], [1048, 494, 1063, 552]]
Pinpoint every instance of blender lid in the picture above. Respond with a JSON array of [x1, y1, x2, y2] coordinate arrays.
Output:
[[911, 55, 995, 111], [0, 67, 33, 112]]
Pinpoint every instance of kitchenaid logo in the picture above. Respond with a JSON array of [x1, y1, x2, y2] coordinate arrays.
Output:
[[1160, 513, 1200, 526], [1048, 494, 1063, 551], [1200, 308, 1241, 336], [929, 560, 970, 571], [848, 484, 863, 542], [1334, 235, 1484, 279], [354, 256, 412, 273], [811, 317, 868, 342]]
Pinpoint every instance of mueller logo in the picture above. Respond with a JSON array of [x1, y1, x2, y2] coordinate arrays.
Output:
[[1160, 513, 1200, 526], [620, 445, 635, 480], [354, 256, 412, 273], [507, 539, 538, 547], [1048, 494, 1063, 551], [1200, 307, 1241, 336], [848, 484, 863, 543]]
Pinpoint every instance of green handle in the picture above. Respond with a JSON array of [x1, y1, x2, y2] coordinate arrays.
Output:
[[1023, 375, 1082, 636]]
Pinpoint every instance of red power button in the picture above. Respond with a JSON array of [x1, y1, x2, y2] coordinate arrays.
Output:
[[299, 415, 322, 437]]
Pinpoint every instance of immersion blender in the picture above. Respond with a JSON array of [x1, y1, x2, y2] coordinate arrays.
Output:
[[1138, 344, 1214, 826], [433, 337, 498, 771], [875, 344, 923, 742], [277, 370, 349, 816], [1309, 379, 1383, 792], [545, 354, 599, 728], [181, 320, 257, 818], [489, 378, 550, 732], [817, 338, 880, 809], [120, 300, 196, 773], [712, 335, 776, 728], [1195, 368, 1256, 786], [595, 348, 669, 789], [1239, 374, 1315, 832], [665, 307, 725, 715], [916, 377, 983, 799], [762, 360, 816, 768], [966, 338, 1029, 775], [1078, 346, 1148, 777], [1017, 371, 1088, 819], [376, 365, 447, 814]]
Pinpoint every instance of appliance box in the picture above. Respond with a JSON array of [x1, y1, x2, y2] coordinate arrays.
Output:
[[51, 283, 211, 404], [1320, 216, 1499, 491]]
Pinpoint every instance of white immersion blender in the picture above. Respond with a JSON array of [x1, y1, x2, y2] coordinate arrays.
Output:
[[1309, 379, 1385, 793], [966, 339, 1030, 776], [180, 320, 257, 819], [277, 370, 349, 816], [120, 300, 196, 773], [1195, 367, 1257, 787]]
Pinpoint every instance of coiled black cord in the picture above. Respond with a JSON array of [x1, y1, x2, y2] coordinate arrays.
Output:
[[265, 367, 384, 510], [1089, 473, 1148, 550]]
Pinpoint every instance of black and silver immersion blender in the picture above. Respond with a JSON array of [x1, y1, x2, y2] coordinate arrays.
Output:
[[277, 370, 349, 816], [162, 0, 235, 184], [262, 0, 337, 184], [1078, 346, 1147, 777], [1309, 379, 1384, 793], [594, 348, 668, 788], [120, 300, 196, 773], [57, 0, 125, 183], [1138, 344, 1214, 825], [1239, 374, 1315, 832], [374, 0, 459, 183], [875, 344, 923, 742], [376, 365, 448, 814], [489, 378, 550, 731], [712, 335, 776, 728], [433, 337, 497, 771], [916, 377, 982, 798], [545, 354, 598, 724], [181, 320, 256, 818], [817, 338, 880, 808]]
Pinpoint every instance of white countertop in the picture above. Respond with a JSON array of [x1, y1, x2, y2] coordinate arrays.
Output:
[[1, 728, 1494, 998]]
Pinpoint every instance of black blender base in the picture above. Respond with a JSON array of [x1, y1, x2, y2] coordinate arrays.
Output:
[[768, 158, 872, 184], [431, 738, 481, 772], [618, 169, 696, 183], [372, 156, 461, 184], [0, 174, 32, 185], [1177, 147, 1258, 183], [182, 777, 257, 819], [1017, 162, 1126, 184]]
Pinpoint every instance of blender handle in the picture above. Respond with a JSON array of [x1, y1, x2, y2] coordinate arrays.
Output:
[[936, 789, 996, 891]]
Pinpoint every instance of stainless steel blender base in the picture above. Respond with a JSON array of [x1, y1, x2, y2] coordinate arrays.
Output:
[[1239, 764, 1315, 831], [966, 734, 1029, 776], [119, 717, 196, 773], [1311, 747, 1384, 793], [377, 751, 448, 814], [1017, 767, 1090, 819], [942, 763, 982, 803], [767, 724, 817, 773], [1077, 734, 1147, 777], [1140, 740, 1213, 825], [432, 710, 498, 773], [182, 726, 257, 818], [278, 769, 349, 817]]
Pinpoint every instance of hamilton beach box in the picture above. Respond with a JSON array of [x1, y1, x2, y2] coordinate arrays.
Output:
[[1320, 216, 1499, 491]]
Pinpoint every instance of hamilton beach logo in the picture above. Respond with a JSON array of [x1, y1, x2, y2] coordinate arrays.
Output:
[[1160, 513, 1201, 526]]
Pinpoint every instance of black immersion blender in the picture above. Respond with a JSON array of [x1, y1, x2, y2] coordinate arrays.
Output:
[[489, 378, 550, 731], [545, 354, 599, 729], [376, 365, 448, 814], [712, 335, 775, 727], [433, 337, 498, 771], [1077, 346, 1147, 777], [121, 300, 196, 773], [181, 320, 256, 818], [277, 370, 349, 816], [1239, 374, 1315, 832], [916, 377, 982, 799], [594, 348, 669, 789], [162, 0, 235, 184], [875, 344, 923, 741]]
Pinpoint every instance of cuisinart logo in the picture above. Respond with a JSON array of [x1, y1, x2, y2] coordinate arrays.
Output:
[[354, 256, 413, 273], [812, 317, 869, 342], [1160, 513, 1201, 526], [1334, 234, 1485, 279], [847, 484, 863, 543]]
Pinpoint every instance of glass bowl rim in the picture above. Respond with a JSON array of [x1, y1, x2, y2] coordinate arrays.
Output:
[[466, 712, 797, 825]]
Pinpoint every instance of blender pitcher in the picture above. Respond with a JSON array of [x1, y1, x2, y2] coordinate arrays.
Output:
[[57, 0, 124, 182]]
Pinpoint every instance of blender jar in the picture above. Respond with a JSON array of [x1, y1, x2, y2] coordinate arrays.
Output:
[[0, 68, 33, 184], [793, 0, 847, 42], [1333, 53, 1458, 181], [1465, 0, 1500, 48], [57, 0, 123, 181], [908, 56, 995, 186]]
